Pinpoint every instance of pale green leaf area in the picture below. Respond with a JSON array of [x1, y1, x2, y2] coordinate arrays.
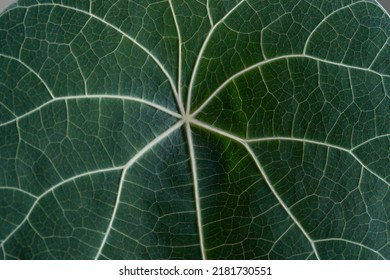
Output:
[[0, 0, 389, 260]]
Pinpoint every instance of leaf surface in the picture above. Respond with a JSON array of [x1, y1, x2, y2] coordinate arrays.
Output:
[[0, 0, 389, 259]]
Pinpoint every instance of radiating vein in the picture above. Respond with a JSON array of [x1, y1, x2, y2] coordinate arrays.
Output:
[[185, 121, 206, 260], [191, 54, 390, 117], [1, 122, 184, 249], [0, 95, 181, 128], [0, 166, 123, 246], [186, 0, 245, 113], [0, 0, 389, 261], [245, 136, 351, 153], [168, 0, 185, 116], [244, 143, 320, 260], [94, 121, 184, 259], [191, 119, 389, 186], [191, 119, 388, 259], [190, 118, 244, 144], [247, 136, 389, 186], [14, 3, 180, 108]]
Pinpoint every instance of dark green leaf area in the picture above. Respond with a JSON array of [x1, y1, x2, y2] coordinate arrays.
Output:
[[197, 57, 388, 149], [354, 136, 390, 183], [0, 7, 26, 57], [101, 129, 200, 260], [315, 240, 383, 260], [208, 0, 240, 24], [307, 2, 390, 71], [91, 0, 179, 83], [17, 0, 90, 12], [192, 126, 313, 259], [0, 0, 389, 260], [0, 124, 19, 188], [261, 0, 324, 57], [19, 6, 89, 96], [250, 140, 390, 259], [0, 189, 35, 241], [0, 57, 52, 123], [15, 99, 176, 196], [70, 17, 177, 109], [2, 171, 121, 260]]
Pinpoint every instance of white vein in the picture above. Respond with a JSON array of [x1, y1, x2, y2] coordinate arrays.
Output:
[[369, 37, 390, 69], [248, 136, 390, 186], [1, 0, 389, 260], [190, 120, 387, 258], [186, 0, 245, 113], [191, 53, 390, 118], [18, 3, 181, 109], [168, 0, 185, 116], [246, 136, 351, 153], [0, 54, 54, 99], [314, 238, 385, 260], [0, 186, 38, 199], [357, 167, 371, 219], [376, 0, 390, 17], [0, 166, 123, 246], [259, 11, 288, 60], [68, 17, 94, 95], [303, 0, 369, 55], [94, 121, 184, 259], [244, 143, 321, 259], [0, 102, 16, 118], [351, 134, 390, 151], [1, 121, 183, 251], [268, 224, 295, 256], [191, 119, 389, 187], [191, 118, 388, 257], [185, 121, 206, 260], [0, 95, 181, 128], [190, 118, 243, 143], [206, 0, 214, 27], [21, 138, 64, 181]]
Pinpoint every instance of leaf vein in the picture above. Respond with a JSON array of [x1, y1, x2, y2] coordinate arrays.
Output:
[[0, 95, 181, 128], [314, 238, 385, 259], [0, 54, 54, 99], [94, 121, 184, 259], [191, 54, 390, 117]]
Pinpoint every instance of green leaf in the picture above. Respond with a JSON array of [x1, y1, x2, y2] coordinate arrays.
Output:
[[0, 0, 389, 260]]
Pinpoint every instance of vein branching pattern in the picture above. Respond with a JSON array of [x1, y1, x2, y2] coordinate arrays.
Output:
[[0, 0, 389, 260]]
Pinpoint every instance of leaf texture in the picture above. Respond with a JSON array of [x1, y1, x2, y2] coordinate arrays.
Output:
[[0, 0, 389, 260]]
